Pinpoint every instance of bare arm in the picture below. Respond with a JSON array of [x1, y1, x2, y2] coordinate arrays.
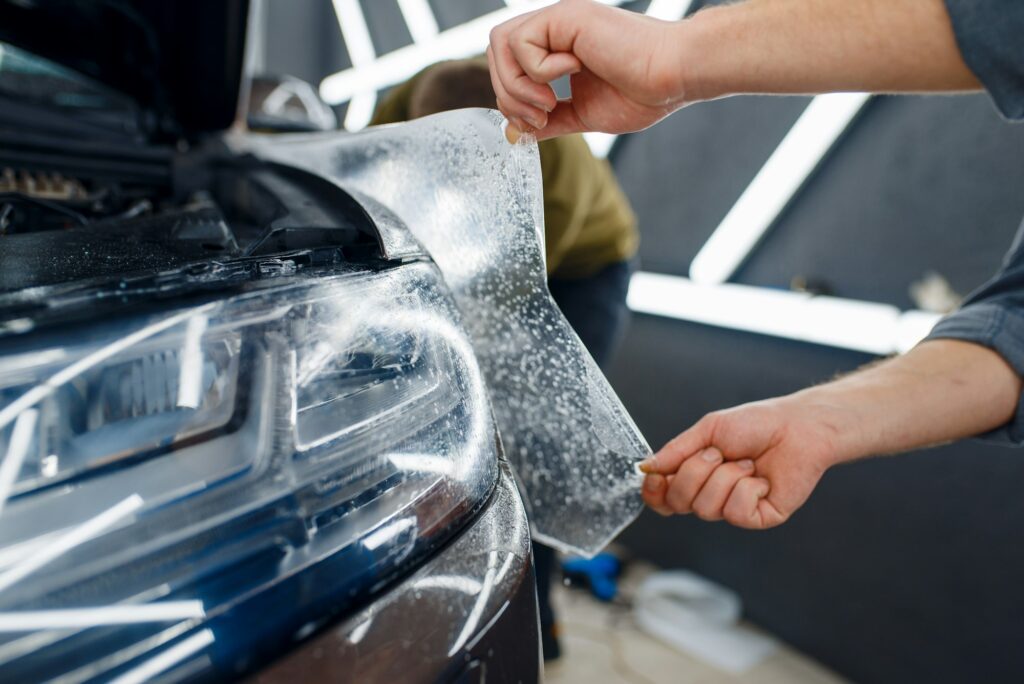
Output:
[[487, 0, 981, 140], [639, 340, 1021, 529], [681, 0, 980, 102]]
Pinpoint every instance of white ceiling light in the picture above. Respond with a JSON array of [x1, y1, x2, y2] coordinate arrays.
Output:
[[331, 0, 380, 131], [627, 271, 940, 355], [396, 0, 440, 44], [689, 92, 870, 284]]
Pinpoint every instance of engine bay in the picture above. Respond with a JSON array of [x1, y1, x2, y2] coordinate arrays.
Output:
[[0, 133, 382, 295], [0, 167, 161, 235]]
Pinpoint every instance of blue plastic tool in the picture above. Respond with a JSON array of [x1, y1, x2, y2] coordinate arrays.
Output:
[[561, 552, 622, 602]]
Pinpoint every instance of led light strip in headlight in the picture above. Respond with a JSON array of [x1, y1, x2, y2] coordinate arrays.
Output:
[[0, 261, 498, 681]]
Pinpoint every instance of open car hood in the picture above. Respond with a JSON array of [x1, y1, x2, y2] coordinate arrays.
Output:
[[0, 0, 249, 139]]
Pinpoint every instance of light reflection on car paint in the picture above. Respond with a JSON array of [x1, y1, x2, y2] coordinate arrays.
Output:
[[252, 462, 536, 684]]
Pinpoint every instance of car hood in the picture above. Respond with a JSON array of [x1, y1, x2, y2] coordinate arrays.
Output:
[[0, 0, 249, 140]]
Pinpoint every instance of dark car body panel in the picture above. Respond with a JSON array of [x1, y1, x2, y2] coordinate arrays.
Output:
[[0, 2, 543, 680], [250, 461, 540, 684]]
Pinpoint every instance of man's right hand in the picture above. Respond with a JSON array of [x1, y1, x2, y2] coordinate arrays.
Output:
[[639, 397, 845, 529], [486, 0, 689, 141], [638, 340, 1023, 530]]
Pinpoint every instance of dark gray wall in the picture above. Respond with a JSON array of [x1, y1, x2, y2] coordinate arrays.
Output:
[[260, 2, 1024, 682], [609, 319, 1024, 684], [608, 68, 1024, 684], [731, 95, 1024, 306], [262, 0, 351, 85]]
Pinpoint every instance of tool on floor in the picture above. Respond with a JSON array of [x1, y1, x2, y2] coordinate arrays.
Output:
[[561, 552, 622, 602]]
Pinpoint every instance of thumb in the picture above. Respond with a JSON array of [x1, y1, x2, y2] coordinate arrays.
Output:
[[640, 416, 715, 475], [531, 100, 586, 140]]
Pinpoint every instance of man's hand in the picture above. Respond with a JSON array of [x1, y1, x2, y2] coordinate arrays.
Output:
[[488, 0, 980, 142], [487, 0, 687, 141], [639, 398, 844, 529], [639, 340, 1022, 529]]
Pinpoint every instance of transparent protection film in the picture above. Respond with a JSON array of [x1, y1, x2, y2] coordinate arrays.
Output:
[[247, 110, 650, 556]]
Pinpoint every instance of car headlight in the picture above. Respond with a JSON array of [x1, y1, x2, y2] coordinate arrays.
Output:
[[0, 261, 498, 681]]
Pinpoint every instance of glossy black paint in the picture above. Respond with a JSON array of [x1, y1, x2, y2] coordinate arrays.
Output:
[[251, 462, 541, 684]]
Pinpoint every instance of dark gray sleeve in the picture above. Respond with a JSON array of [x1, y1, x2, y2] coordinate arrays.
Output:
[[943, 0, 1024, 121], [926, 220, 1024, 445]]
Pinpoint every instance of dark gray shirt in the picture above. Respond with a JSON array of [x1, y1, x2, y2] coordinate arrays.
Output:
[[924, 2, 1024, 444]]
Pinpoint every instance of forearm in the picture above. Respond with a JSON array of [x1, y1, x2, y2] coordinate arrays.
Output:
[[790, 339, 1022, 465], [678, 0, 981, 103]]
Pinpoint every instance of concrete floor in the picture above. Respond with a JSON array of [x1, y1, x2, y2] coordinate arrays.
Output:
[[545, 561, 847, 684]]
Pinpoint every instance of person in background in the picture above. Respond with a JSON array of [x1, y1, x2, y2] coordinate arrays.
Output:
[[486, 0, 1024, 529], [370, 57, 640, 660]]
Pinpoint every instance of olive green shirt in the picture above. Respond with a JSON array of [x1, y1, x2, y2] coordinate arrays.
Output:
[[369, 69, 639, 280]]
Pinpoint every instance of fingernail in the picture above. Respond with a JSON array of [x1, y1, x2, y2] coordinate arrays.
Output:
[[525, 114, 545, 129], [643, 475, 662, 492], [701, 449, 722, 464], [638, 456, 657, 473], [738, 459, 755, 471], [533, 101, 553, 113], [505, 123, 521, 144]]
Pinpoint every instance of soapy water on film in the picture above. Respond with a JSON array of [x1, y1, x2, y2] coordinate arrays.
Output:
[[249, 110, 651, 556]]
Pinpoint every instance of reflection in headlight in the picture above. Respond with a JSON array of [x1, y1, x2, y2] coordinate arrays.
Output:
[[0, 601, 204, 632], [0, 263, 500, 681]]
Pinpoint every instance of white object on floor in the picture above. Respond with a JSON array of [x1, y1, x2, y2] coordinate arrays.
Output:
[[634, 570, 778, 674]]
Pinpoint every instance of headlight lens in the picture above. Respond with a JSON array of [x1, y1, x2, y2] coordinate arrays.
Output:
[[0, 262, 498, 681]]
